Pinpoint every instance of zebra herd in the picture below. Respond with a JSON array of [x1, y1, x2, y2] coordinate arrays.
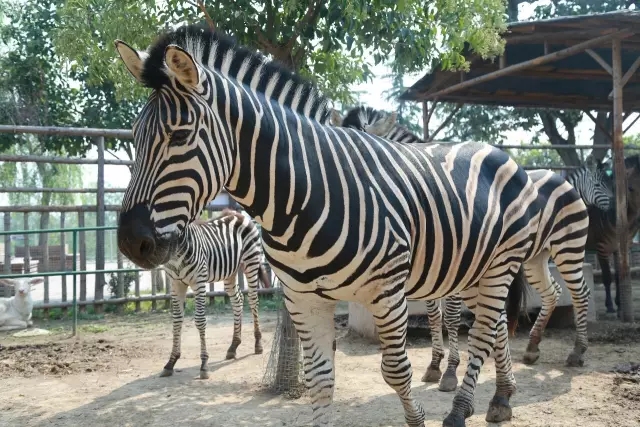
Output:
[[113, 23, 630, 427]]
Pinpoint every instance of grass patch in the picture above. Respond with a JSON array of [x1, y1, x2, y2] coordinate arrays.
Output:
[[80, 324, 110, 333]]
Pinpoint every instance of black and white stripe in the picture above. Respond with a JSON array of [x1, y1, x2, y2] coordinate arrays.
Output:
[[116, 24, 544, 427], [159, 209, 268, 379], [333, 106, 595, 387]]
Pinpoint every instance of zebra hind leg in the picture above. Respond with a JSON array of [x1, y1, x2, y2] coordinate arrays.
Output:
[[242, 263, 263, 354], [555, 259, 589, 367], [224, 278, 244, 359], [284, 290, 337, 427], [194, 284, 210, 379], [485, 310, 515, 423], [422, 299, 444, 383], [371, 291, 425, 427], [443, 271, 520, 427], [439, 295, 462, 392], [160, 281, 188, 377], [522, 252, 559, 365]]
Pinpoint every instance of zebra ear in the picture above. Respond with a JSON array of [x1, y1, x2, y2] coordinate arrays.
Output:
[[364, 112, 397, 136], [164, 45, 202, 89], [114, 40, 148, 83], [330, 109, 343, 127]]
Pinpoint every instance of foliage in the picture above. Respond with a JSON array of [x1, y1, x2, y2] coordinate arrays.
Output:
[[54, 0, 510, 106], [506, 144, 564, 169], [382, 72, 424, 136], [107, 268, 139, 298]]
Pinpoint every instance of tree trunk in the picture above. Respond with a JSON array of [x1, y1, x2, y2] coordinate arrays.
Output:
[[589, 112, 612, 163], [539, 111, 582, 167]]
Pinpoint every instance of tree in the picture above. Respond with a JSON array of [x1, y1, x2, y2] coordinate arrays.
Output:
[[54, 0, 510, 107]]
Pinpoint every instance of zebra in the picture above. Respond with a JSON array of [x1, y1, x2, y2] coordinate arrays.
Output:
[[331, 106, 601, 389], [114, 24, 542, 427], [585, 155, 640, 313], [160, 209, 270, 380]]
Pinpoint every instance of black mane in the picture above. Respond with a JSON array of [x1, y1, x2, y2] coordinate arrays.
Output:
[[139, 23, 331, 124]]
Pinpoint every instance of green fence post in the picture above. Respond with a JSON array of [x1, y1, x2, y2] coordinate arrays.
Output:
[[72, 229, 78, 337]]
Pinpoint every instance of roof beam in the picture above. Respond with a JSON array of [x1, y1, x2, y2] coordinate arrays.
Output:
[[585, 49, 613, 74], [401, 29, 635, 101], [609, 54, 640, 99]]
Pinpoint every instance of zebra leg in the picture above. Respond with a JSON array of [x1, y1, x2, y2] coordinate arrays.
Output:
[[443, 274, 515, 427], [284, 290, 337, 427], [555, 259, 590, 367], [194, 283, 209, 379], [598, 253, 616, 313], [439, 295, 462, 392], [522, 252, 559, 365], [371, 292, 426, 427], [160, 280, 188, 377], [225, 278, 244, 359], [613, 250, 621, 313], [485, 310, 515, 423], [244, 268, 263, 354], [422, 299, 444, 383]]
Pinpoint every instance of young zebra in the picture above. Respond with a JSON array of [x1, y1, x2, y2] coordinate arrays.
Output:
[[332, 106, 602, 389], [115, 24, 542, 427], [160, 209, 270, 380]]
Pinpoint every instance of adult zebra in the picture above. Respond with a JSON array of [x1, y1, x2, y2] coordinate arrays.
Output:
[[115, 24, 540, 427], [159, 209, 270, 380], [332, 106, 605, 390]]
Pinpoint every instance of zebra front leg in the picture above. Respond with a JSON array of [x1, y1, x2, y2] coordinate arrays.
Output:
[[439, 295, 462, 392], [284, 289, 337, 427], [225, 278, 244, 359], [371, 292, 425, 427], [160, 280, 188, 377], [485, 310, 516, 423], [422, 299, 444, 383], [522, 253, 559, 365], [244, 273, 263, 354], [194, 284, 210, 379]]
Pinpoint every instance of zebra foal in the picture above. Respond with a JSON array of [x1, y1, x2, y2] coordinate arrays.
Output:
[[160, 209, 270, 379], [115, 24, 542, 427], [332, 106, 605, 389]]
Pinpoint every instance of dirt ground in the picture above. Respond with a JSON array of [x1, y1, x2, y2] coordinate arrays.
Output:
[[0, 309, 639, 427]]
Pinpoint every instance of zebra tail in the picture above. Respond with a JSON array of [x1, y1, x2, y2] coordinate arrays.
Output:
[[505, 266, 530, 337], [258, 265, 272, 289]]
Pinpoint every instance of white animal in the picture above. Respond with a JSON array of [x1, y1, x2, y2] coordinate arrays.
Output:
[[0, 277, 42, 331]]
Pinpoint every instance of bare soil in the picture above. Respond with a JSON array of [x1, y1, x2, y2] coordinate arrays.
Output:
[[0, 311, 639, 427]]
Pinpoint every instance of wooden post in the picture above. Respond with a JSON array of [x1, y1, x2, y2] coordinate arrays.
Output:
[[422, 102, 429, 141], [78, 211, 87, 313], [116, 247, 124, 313], [3, 213, 11, 274], [151, 268, 158, 311], [164, 270, 171, 310], [612, 38, 634, 323], [23, 213, 30, 274], [60, 212, 67, 315], [94, 136, 105, 313], [41, 213, 49, 318], [134, 267, 141, 312]]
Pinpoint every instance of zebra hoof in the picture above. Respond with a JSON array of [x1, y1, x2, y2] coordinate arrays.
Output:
[[485, 395, 512, 423], [225, 351, 237, 360], [421, 366, 442, 383], [199, 370, 209, 380], [438, 371, 458, 392], [523, 350, 540, 365], [159, 369, 174, 377], [566, 352, 584, 367], [442, 413, 465, 427]]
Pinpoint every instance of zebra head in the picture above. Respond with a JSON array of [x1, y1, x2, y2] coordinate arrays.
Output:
[[113, 27, 236, 269], [569, 161, 614, 211]]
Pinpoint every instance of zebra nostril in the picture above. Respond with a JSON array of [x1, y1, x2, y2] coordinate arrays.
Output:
[[138, 235, 156, 259]]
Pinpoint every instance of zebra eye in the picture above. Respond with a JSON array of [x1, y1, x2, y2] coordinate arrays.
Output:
[[168, 129, 191, 146]]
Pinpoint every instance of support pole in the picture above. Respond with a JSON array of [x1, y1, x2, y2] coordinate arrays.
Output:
[[95, 136, 105, 313], [612, 38, 634, 323]]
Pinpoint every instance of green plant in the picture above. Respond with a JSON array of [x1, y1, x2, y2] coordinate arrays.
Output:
[[107, 269, 139, 298]]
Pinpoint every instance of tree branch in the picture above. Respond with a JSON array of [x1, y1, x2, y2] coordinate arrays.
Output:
[[195, 0, 215, 30], [286, 0, 322, 51], [428, 104, 462, 142]]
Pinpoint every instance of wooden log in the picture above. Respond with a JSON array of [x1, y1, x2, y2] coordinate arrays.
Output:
[[3, 213, 11, 274], [60, 212, 68, 315], [94, 136, 106, 314], [78, 212, 87, 313]]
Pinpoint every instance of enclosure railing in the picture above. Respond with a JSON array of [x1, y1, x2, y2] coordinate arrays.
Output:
[[0, 225, 278, 336]]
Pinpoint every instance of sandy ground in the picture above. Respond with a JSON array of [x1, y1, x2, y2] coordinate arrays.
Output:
[[0, 310, 639, 427]]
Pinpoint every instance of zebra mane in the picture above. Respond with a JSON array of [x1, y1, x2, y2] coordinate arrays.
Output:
[[341, 106, 426, 144], [140, 23, 331, 124]]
